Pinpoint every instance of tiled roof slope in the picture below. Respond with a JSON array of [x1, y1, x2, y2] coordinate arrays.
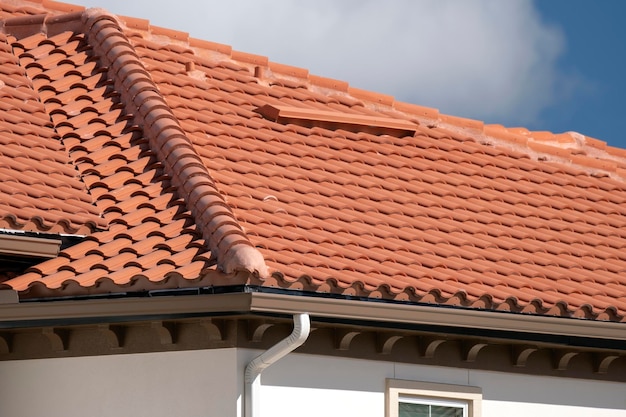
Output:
[[1, 2, 626, 323], [0, 3, 104, 235]]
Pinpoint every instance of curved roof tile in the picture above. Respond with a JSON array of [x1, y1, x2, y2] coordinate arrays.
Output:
[[0, 2, 624, 323]]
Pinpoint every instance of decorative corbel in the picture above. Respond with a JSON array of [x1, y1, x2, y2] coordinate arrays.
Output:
[[247, 319, 275, 343], [512, 345, 539, 367], [334, 329, 361, 351], [96, 324, 125, 349], [376, 333, 404, 355], [553, 349, 579, 371], [594, 353, 620, 374], [419, 336, 447, 359], [462, 341, 489, 362], [42, 328, 69, 352], [150, 321, 177, 345], [0, 332, 12, 354]]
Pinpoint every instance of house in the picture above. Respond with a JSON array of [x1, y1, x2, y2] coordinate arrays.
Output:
[[0, 2, 625, 416]]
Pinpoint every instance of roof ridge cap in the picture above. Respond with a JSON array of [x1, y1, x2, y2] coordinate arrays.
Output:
[[258, 60, 449, 124], [481, 124, 626, 181], [0, 9, 84, 38], [415, 110, 626, 181], [82, 9, 268, 278], [114, 16, 445, 122]]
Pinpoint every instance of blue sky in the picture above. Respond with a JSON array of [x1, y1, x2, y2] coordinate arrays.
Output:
[[72, 1, 626, 149], [532, 0, 626, 148]]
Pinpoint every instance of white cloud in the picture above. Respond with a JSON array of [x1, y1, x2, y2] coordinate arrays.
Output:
[[73, 0, 569, 125]]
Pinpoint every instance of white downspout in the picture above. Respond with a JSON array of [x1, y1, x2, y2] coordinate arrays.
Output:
[[244, 313, 310, 417]]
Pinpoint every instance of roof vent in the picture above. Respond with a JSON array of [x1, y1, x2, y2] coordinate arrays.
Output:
[[255, 104, 417, 137]]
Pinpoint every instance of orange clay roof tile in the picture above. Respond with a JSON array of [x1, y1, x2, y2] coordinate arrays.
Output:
[[0, 3, 625, 323]]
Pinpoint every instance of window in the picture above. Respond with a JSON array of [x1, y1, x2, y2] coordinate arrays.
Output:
[[386, 379, 482, 417], [399, 396, 466, 417]]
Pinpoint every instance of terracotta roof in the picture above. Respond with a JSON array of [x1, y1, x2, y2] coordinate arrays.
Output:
[[1, 2, 626, 323], [0, 6, 104, 234]]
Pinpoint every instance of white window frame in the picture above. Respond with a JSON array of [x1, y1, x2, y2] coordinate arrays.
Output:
[[386, 379, 482, 417]]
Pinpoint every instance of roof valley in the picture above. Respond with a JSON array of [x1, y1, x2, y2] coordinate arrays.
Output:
[[79, 9, 268, 278]]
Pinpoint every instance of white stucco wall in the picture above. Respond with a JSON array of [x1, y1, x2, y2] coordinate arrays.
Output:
[[1, 348, 625, 417], [252, 352, 626, 417], [0, 349, 240, 417]]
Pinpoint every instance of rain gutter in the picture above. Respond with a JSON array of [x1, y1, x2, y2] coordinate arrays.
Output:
[[0, 291, 624, 348]]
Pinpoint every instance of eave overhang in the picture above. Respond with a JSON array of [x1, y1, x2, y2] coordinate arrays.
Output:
[[1, 290, 624, 348]]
